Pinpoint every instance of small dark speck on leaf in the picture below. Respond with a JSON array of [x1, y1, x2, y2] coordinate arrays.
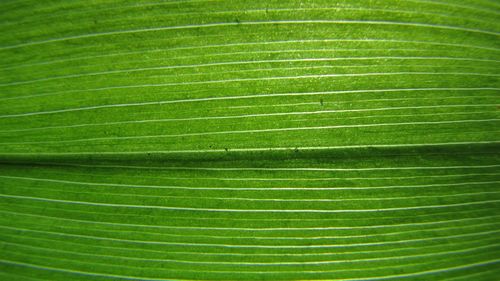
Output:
[[294, 147, 299, 153], [224, 148, 229, 152], [320, 99, 324, 106]]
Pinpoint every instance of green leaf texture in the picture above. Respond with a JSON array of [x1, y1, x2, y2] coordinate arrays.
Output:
[[0, 0, 499, 280]]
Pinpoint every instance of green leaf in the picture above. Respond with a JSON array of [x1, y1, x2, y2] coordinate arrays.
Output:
[[0, 0, 499, 280]]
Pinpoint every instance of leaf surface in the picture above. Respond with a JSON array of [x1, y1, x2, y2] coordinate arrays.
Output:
[[0, 0, 499, 280]]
